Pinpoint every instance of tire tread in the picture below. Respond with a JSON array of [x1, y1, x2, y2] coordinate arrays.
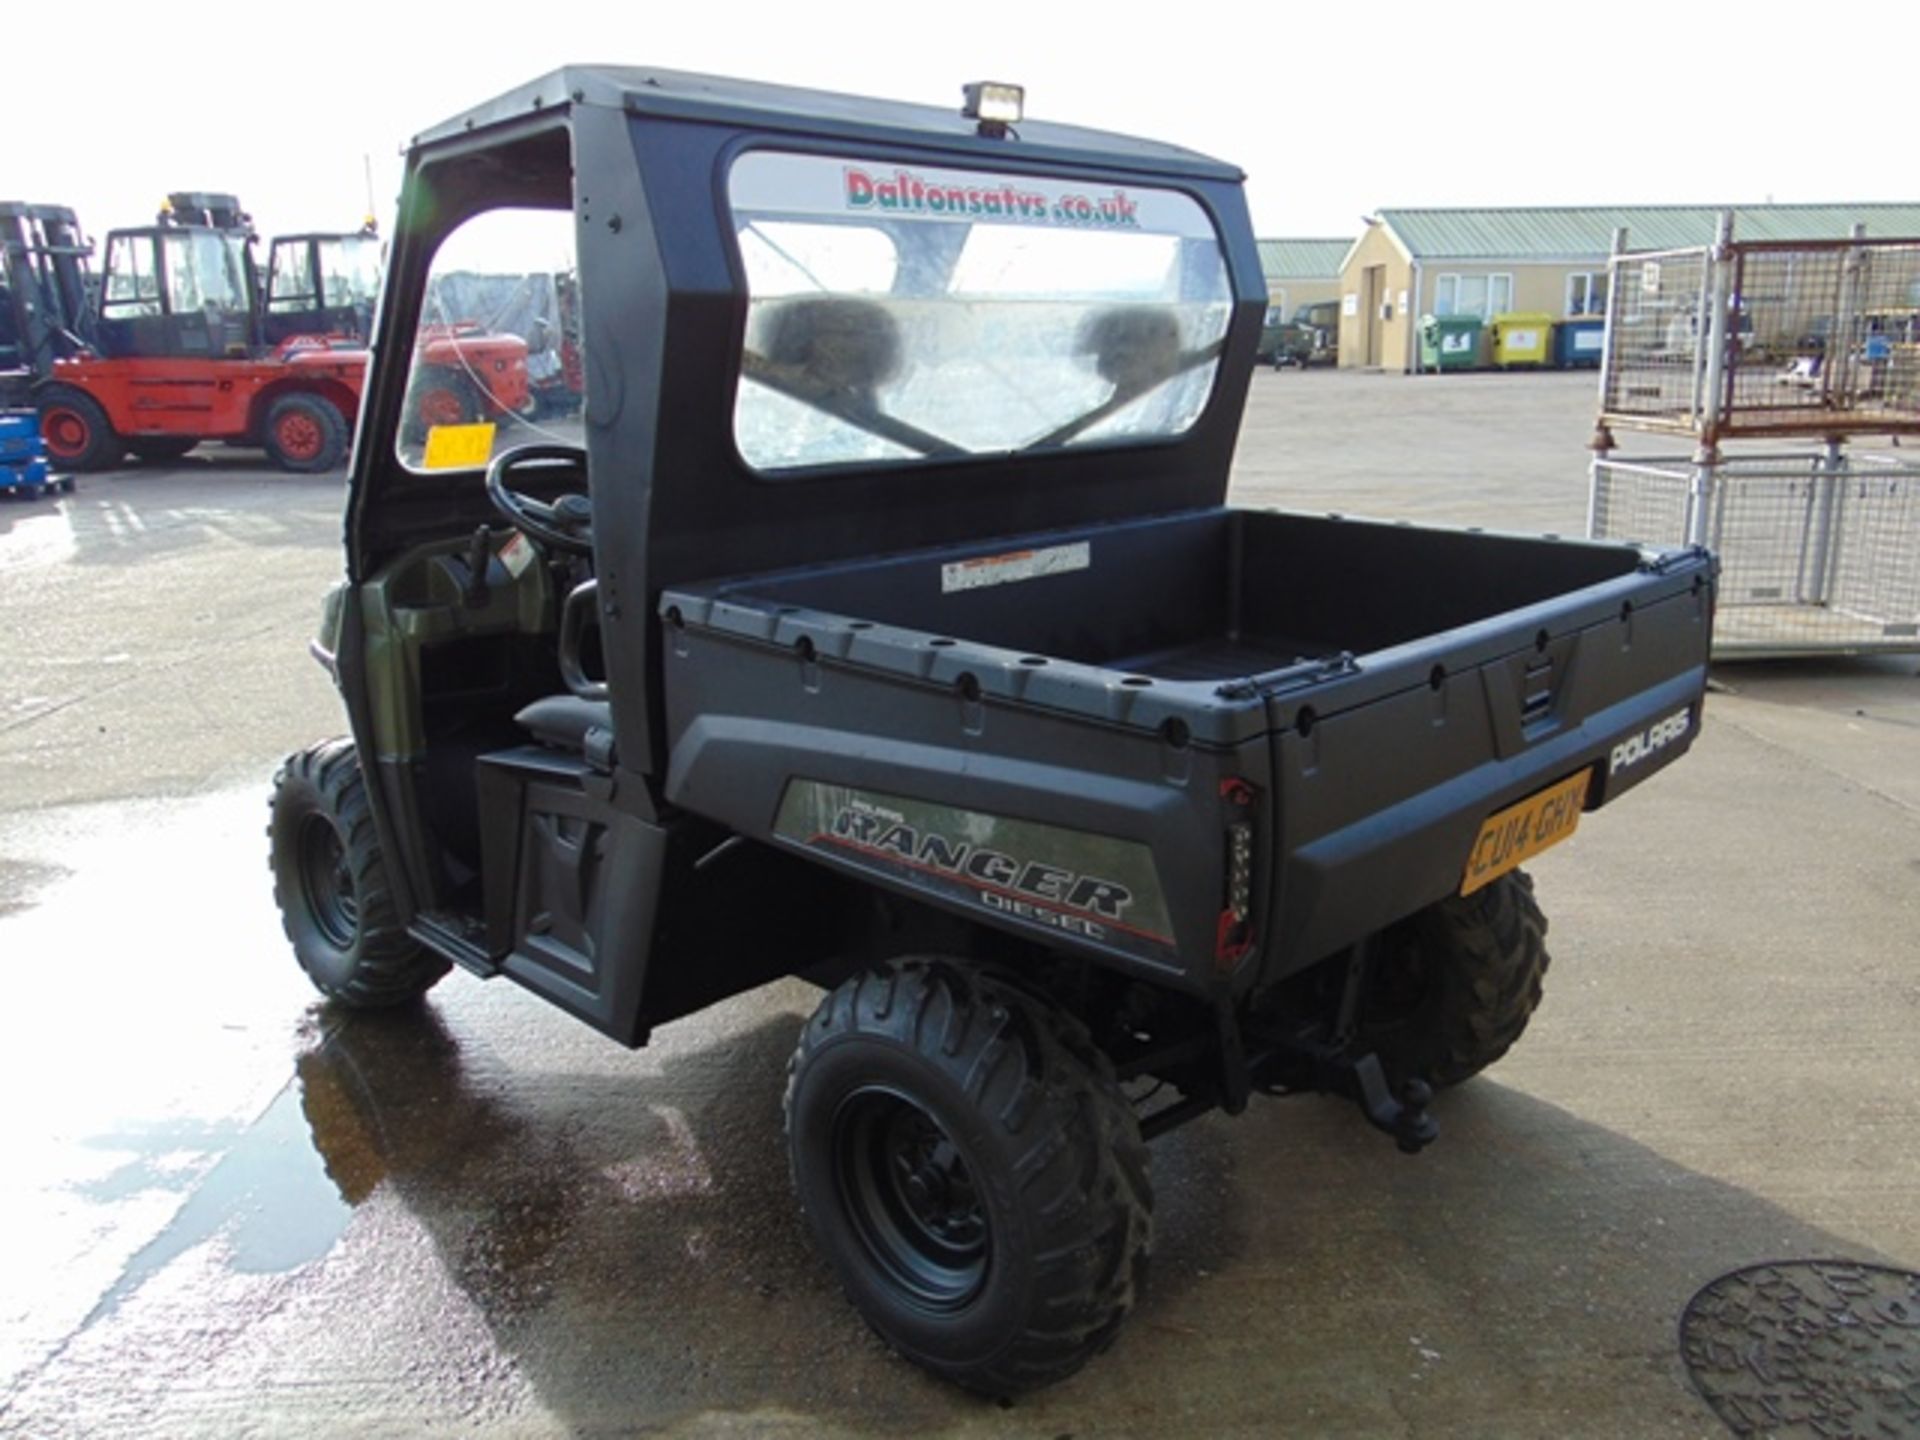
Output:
[[786, 960, 1151, 1396], [269, 739, 447, 1007]]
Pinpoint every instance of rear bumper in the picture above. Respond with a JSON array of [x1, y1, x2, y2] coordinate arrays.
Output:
[[1260, 666, 1707, 980]]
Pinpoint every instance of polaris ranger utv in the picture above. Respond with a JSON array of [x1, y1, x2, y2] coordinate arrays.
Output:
[[270, 67, 1714, 1395]]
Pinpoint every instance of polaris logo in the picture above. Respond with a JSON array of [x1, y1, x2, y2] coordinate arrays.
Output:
[[1610, 709, 1691, 774]]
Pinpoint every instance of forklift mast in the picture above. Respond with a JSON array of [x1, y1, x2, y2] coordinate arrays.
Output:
[[0, 202, 95, 383]]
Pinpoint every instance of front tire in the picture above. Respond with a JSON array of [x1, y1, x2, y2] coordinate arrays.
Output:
[[786, 960, 1151, 1396], [269, 739, 447, 1007], [1357, 869, 1551, 1088], [37, 385, 125, 471]]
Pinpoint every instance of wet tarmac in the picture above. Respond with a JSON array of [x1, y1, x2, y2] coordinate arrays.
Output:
[[2, 379, 1917, 1436]]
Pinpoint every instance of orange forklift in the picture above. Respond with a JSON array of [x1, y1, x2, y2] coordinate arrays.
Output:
[[30, 193, 367, 472]]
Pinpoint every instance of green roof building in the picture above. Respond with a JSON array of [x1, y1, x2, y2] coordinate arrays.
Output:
[[1336, 203, 1920, 371]]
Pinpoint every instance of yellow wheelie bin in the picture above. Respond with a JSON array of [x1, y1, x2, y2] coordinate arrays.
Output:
[[1489, 312, 1553, 369]]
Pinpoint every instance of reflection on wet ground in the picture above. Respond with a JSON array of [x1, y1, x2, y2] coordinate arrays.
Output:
[[78, 1080, 351, 1327]]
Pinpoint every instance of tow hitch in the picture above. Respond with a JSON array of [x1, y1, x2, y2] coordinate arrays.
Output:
[[1246, 936, 1441, 1155], [1343, 1055, 1438, 1154], [1249, 1046, 1439, 1155]]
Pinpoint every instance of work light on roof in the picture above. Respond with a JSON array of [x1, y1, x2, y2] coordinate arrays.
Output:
[[961, 81, 1023, 137]]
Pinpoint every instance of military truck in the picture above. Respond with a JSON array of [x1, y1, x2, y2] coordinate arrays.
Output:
[[1259, 299, 1340, 368], [269, 67, 1715, 1395]]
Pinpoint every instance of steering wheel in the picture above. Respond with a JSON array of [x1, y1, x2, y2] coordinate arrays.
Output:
[[484, 443, 593, 555]]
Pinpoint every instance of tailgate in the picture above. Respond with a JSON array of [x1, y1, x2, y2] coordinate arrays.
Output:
[[1255, 554, 1714, 979]]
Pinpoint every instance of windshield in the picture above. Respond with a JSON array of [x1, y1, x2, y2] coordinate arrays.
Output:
[[728, 151, 1233, 473], [392, 207, 570, 471], [319, 235, 382, 308], [161, 230, 251, 314]]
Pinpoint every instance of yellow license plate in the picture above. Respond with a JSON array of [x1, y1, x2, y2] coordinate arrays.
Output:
[[1461, 769, 1592, 896]]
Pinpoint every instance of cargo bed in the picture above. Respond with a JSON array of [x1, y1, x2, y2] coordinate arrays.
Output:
[[659, 504, 1711, 989], [667, 505, 1652, 693]]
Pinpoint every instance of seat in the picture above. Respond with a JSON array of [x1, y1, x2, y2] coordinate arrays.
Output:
[[514, 694, 616, 772]]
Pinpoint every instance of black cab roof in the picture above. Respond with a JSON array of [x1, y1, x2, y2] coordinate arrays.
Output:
[[409, 64, 1244, 183]]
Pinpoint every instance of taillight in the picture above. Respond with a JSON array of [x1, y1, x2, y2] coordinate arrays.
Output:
[[1216, 778, 1257, 968]]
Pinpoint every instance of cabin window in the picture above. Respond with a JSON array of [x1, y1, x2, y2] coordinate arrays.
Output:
[[727, 150, 1234, 474]]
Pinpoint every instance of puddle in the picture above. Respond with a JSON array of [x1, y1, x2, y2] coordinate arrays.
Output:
[[0, 786, 354, 1382], [78, 1080, 354, 1331]]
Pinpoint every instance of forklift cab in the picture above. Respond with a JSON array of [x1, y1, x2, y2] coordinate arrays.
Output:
[[264, 227, 382, 345], [95, 194, 256, 360]]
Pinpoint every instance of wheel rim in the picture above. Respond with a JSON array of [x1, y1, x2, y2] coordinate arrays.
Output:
[[276, 410, 324, 462], [42, 407, 89, 460], [297, 814, 358, 948], [833, 1087, 989, 1311], [418, 387, 465, 428]]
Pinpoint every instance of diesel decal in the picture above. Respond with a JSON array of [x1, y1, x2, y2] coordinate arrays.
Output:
[[1611, 709, 1692, 774], [773, 781, 1177, 957]]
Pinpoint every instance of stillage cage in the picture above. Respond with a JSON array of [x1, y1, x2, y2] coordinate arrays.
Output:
[[1590, 216, 1920, 656], [1590, 449, 1920, 656], [1598, 229, 1920, 442]]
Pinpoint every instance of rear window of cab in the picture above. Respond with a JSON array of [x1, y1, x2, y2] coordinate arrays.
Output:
[[727, 151, 1234, 474]]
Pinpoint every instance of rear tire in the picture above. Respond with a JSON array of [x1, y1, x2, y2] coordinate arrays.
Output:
[[786, 960, 1152, 1396], [269, 739, 447, 1007], [36, 386, 124, 471], [1356, 869, 1550, 1088], [263, 393, 349, 473], [126, 436, 199, 462]]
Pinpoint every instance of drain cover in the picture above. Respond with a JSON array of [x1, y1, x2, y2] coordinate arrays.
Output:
[[1680, 1261, 1920, 1437]]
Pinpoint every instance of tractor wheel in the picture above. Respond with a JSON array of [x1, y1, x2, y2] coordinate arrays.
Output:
[[37, 386, 125, 471], [1356, 869, 1551, 1089], [404, 369, 483, 445], [786, 960, 1152, 1397], [126, 436, 199, 463], [263, 393, 350, 473], [269, 738, 448, 1008]]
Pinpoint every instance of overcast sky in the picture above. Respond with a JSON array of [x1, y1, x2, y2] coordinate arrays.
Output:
[[12, 0, 1916, 248]]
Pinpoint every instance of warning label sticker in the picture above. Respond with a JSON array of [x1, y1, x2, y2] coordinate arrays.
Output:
[[940, 542, 1091, 594]]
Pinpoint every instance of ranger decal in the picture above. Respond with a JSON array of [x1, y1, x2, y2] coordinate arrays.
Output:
[[773, 781, 1177, 959]]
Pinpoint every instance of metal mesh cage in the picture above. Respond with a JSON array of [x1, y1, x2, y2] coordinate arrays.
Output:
[[1600, 237, 1920, 442], [1590, 452, 1920, 655], [1599, 249, 1713, 431]]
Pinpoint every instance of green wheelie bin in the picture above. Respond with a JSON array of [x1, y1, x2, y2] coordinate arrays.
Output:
[[1419, 315, 1483, 372]]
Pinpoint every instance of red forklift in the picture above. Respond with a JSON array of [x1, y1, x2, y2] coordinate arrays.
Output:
[[27, 193, 368, 472], [261, 223, 531, 432]]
